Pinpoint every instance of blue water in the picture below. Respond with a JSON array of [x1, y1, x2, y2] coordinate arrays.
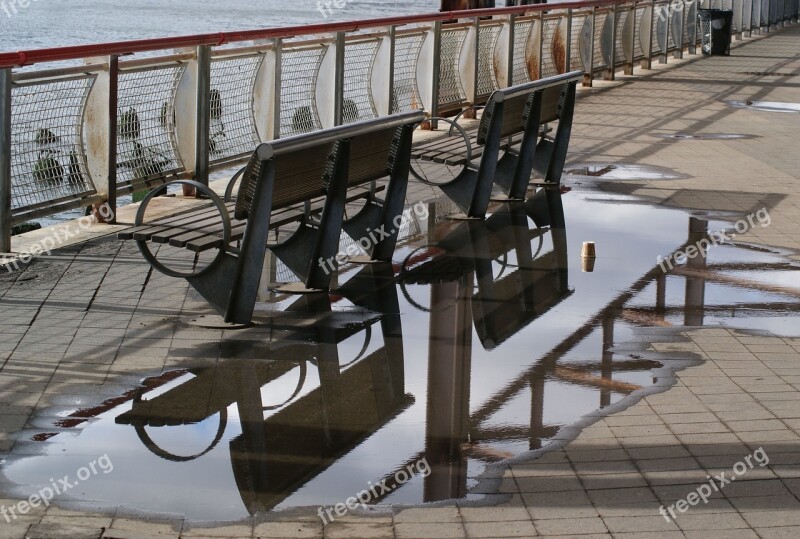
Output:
[[0, 0, 441, 51]]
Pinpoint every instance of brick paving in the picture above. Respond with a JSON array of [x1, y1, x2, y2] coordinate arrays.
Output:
[[0, 23, 798, 539]]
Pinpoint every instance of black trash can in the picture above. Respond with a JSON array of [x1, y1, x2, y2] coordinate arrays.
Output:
[[698, 9, 733, 56]]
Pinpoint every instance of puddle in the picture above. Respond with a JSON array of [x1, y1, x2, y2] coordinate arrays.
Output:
[[727, 100, 800, 113], [651, 132, 757, 140], [0, 189, 798, 522], [563, 163, 688, 181]]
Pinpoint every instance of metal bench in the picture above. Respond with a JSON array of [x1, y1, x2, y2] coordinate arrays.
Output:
[[410, 72, 582, 219], [118, 110, 424, 324]]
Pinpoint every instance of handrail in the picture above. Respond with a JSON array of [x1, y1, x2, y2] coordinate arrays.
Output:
[[0, 0, 631, 69]]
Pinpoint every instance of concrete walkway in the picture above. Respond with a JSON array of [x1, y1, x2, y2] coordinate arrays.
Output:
[[0, 23, 798, 539]]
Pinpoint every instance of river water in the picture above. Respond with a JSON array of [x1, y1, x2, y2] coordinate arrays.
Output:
[[0, 0, 442, 51]]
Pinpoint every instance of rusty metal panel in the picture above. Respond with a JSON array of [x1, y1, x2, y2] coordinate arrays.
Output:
[[475, 23, 502, 99], [438, 27, 468, 107], [392, 32, 425, 112]]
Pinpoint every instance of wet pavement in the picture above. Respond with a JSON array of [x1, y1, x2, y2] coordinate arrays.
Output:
[[0, 22, 798, 539]]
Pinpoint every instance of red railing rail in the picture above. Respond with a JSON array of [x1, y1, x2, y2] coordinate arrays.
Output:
[[0, 0, 629, 68]]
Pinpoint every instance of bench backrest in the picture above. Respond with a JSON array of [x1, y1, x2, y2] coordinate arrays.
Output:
[[234, 110, 425, 220], [476, 71, 583, 145]]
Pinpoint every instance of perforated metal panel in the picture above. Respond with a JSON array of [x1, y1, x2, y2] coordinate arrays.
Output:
[[392, 32, 425, 112], [476, 24, 502, 99], [10, 76, 97, 212], [208, 54, 263, 163], [511, 20, 535, 85], [541, 17, 561, 78], [343, 39, 380, 124], [117, 64, 185, 190], [280, 46, 325, 138], [438, 27, 468, 107]]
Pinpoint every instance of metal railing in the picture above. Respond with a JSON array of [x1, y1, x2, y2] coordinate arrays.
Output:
[[0, 0, 798, 251]]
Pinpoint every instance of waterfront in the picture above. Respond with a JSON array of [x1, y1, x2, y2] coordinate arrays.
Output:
[[0, 0, 440, 51]]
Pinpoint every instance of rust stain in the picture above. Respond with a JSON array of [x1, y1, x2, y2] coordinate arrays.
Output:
[[552, 26, 567, 75], [527, 52, 539, 81]]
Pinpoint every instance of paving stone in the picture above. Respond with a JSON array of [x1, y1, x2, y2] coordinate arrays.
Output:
[[323, 520, 391, 539], [601, 515, 679, 533], [394, 522, 465, 539], [533, 517, 608, 535], [462, 520, 536, 538]]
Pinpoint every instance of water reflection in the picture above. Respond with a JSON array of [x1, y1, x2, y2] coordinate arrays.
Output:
[[2, 188, 800, 521]]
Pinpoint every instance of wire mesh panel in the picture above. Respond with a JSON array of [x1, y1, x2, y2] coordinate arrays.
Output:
[[209, 54, 263, 163], [570, 15, 589, 71], [653, 3, 667, 53], [615, 9, 629, 66], [669, 6, 682, 50], [593, 12, 609, 68], [731, 0, 741, 31], [541, 17, 562, 78], [10, 75, 97, 212], [392, 32, 425, 112], [476, 23, 502, 99], [117, 64, 185, 191], [633, 6, 647, 59], [685, 1, 697, 45], [511, 19, 535, 84], [438, 27, 468, 108], [280, 46, 325, 138], [343, 39, 380, 124], [743, 0, 753, 28]]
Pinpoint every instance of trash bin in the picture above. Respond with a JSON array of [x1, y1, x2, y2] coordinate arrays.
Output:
[[698, 9, 733, 56]]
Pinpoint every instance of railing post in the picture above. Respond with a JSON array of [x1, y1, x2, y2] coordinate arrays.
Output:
[[507, 14, 516, 86], [471, 17, 480, 111], [626, 3, 637, 74], [565, 9, 573, 75], [431, 20, 443, 129], [0, 69, 11, 253], [538, 12, 545, 80], [273, 38, 283, 139], [586, 7, 597, 86], [195, 45, 211, 187], [388, 26, 396, 114], [642, 0, 655, 69], [106, 55, 118, 223], [334, 31, 346, 126], [605, 5, 618, 80]]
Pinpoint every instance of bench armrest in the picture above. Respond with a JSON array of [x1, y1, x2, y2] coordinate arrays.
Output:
[[448, 106, 485, 136], [134, 179, 232, 279], [224, 165, 247, 203]]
